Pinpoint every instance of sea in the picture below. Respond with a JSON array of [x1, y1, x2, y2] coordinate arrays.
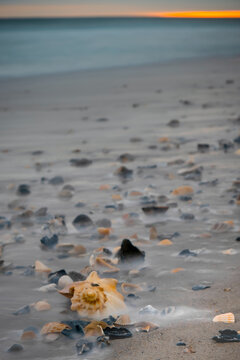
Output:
[[0, 17, 240, 78]]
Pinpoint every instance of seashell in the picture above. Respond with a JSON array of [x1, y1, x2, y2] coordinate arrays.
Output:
[[172, 186, 194, 196], [33, 300, 51, 311], [59, 271, 126, 319], [41, 322, 71, 335], [68, 245, 86, 255], [135, 321, 159, 332], [84, 321, 108, 337], [97, 227, 111, 236], [129, 191, 142, 196], [211, 221, 233, 233], [58, 275, 73, 289], [171, 267, 185, 273], [121, 282, 143, 295], [99, 184, 111, 190], [222, 248, 237, 255], [149, 226, 158, 240], [21, 331, 37, 341], [213, 312, 235, 324], [56, 243, 74, 252], [95, 257, 120, 273], [115, 314, 131, 326], [158, 137, 169, 143], [112, 194, 122, 201], [158, 239, 173, 246], [44, 333, 60, 342], [35, 260, 51, 273], [36, 283, 57, 292]]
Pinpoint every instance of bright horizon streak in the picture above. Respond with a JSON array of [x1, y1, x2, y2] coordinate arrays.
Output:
[[0, 6, 240, 19]]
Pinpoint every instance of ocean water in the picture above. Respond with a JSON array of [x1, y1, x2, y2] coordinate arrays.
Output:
[[0, 17, 240, 78]]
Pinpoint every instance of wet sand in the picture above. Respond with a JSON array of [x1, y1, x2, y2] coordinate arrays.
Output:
[[0, 56, 240, 359]]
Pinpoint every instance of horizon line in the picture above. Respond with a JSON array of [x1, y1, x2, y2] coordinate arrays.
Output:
[[0, 9, 240, 20]]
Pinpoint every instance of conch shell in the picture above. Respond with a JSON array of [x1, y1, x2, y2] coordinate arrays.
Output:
[[59, 271, 126, 319]]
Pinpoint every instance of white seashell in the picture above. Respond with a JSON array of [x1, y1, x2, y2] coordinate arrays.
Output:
[[36, 283, 57, 292], [58, 275, 73, 289]]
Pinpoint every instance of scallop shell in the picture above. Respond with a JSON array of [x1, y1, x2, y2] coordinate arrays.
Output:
[[59, 271, 126, 319], [172, 186, 194, 196], [40, 322, 71, 335], [213, 312, 235, 324]]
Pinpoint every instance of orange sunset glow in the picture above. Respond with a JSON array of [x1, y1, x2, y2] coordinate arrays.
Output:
[[149, 10, 240, 18]]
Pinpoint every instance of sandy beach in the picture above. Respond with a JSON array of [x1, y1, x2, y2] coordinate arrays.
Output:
[[0, 55, 240, 359]]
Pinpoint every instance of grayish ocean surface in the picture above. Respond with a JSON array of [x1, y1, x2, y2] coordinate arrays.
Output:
[[0, 17, 240, 78]]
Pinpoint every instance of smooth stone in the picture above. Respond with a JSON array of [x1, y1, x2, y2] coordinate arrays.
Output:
[[179, 195, 192, 201], [58, 189, 73, 198], [0, 216, 11, 230], [13, 305, 30, 316], [48, 176, 64, 185], [70, 158, 92, 167], [199, 178, 219, 186], [176, 342, 186, 346], [116, 239, 145, 263], [75, 202, 86, 208], [167, 119, 180, 127], [58, 275, 73, 289], [118, 153, 135, 162], [197, 144, 210, 152], [7, 344, 24, 352], [72, 214, 93, 228], [96, 218, 112, 228], [31, 150, 44, 156], [179, 249, 197, 257], [17, 184, 30, 195], [48, 269, 67, 284], [142, 206, 169, 215], [115, 166, 133, 178], [212, 329, 240, 343], [40, 234, 58, 249], [192, 284, 211, 291], [37, 283, 57, 292], [180, 213, 195, 220], [68, 271, 86, 282], [35, 207, 48, 217], [62, 184, 75, 191]]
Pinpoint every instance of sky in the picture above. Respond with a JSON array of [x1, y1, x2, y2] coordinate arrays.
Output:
[[0, 0, 240, 18]]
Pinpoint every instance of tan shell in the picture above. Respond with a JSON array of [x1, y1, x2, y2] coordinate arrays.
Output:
[[99, 184, 111, 190], [121, 282, 143, 295], [213, 313, 235, 323], [135, 321, 159, 332], [21, 331, 37, 341], [35, 260, 51, 273], [112, 194, 122, 201], [222, 248, 237, 255], [59, 271, 126, 319], [33, 300, 51, 311], [172, 186, 194, 196], [149, 226, 158, 240], [68, 245, 86, 255], [97, 227, 111, 236], [40, 322, 71, 335], [95, 257, 120, 273], [158, 239, 173, 246], [129, 191, 143, 196], [114, 314, 131, 326], [171, 267, 185, 273], [84, 321, 108, 337]]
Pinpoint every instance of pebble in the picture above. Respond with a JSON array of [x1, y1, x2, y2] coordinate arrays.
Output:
[[115, 166, 133, 179], [17, 184, 31, 195], [142, 206, 169, 215], [40, 234, 58, 249], [180, 213, 195, 220], [212, 329, 240, 343], [118, 153, 135, 162], [48, 269, 67, 284], [7, 344, 24, 352], [33, 300, 51, 311], [192, 284, 211, 291], [179, 249, 197, 257], [0, 216, 11, 230], [176, 342, 186, 346], [116, 239, 145, 263], [70, 158, 92, 167], [72, 214, 93, 229], [197, 143, 210, 152], [167, 119, 180, 127], [58, 275, 73, 289], [104, 327, 132, 339], [37, 283, 57, 292], [48, 176, 64, 185], [13, 305, 30, 316]]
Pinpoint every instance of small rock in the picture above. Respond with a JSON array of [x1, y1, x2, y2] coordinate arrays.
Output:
[[72, 214, 93, 229], [40, 234, 58, 249], [0, 216, 11, 230], [21, 330, 37, 341], [114, 166, 133, 179], [76, 338, 94, 355], [197, 144, 210, 153], [58, 275, 73, 289], [17, 184, 30, 195], [167, 119, 180, 127], [116, 239, 145, 263], [58, 189, 73, 198], [37, 283, 57, 292], [33, 300, 51, 311], [48, 269, 67, 284], [7, 344, 24, 352], [35, 207, 48, 217], [118, 153, 135, 163], [192, 284, 210, 291], [103, 327, 132, 339], [176, 342, 186, 346], [142, 206, 168, 215], [48, 176, 64, 185], [180, 213, 195, 220], [212, 329, 240, 343], [179, 249, 197, 257], [70, 158, 92, 167], [13, 305, 30, 316], [35, 260, 51, 273]]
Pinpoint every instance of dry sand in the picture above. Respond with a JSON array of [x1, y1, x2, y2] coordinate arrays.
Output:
[[0, 56, 240, 359]]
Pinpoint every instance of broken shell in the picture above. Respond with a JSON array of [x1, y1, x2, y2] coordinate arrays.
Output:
[[121, 283, 143, 295], [95, 257, 120, 273], [115, 314, 131, 326], [135, 321, 159, 332], [68, 245, 86, 255], [97, 227, 111, 236], [158, 239, 173, 246], [149, 226, 158, 240], [84, 321, 108, 337], [99, 184, 111, 190], [213, 313, 235, 323], [171, 267, 185, 273], [33, 300, 51, 311], [222, 248, 237, 255], [59, 271, 126, 319], [40, 322, 71, 335], [35, 260, 51, 273], [172, 186, 194, 196]]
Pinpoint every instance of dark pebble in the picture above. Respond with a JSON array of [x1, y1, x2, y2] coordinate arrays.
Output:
[[179, 249, 197, 257], [234, 135, 240, 144], [180, 99, 192, 106], [75, 202, 86, 208], [70, 158, 92, 167], [31, 150, 44, 156], [7, 344, 24, 352], [176, 342, 186, 346], [192, 284, 210, 291], [179, 195, 192, 201], [96, 335, 110, 348], [130, 137, 143, 142], [103, 327, 132, 340], [116, 239, 145, 263], [40, 234, 58, 249], [48, 176, 64, 185], [180, 213, 195, 220], [197, 144, 210, 153], [17, 184, 30, 195], [142, 206, 168, 215], [48, 269, 67, 284], [118, 153, 135, 162], [236, 237, 240, 242], [76, 338, 94, 355], [0, 216, 11, 230], [68, 271, 86, 282], [199, 178, 219, 186], [218, 139, 234, 152], [115, 166, 133, 179], [167, 119, 180, 127], [96, 218, 112, 228], [96, 117, 109, 122], [212, 329, 240, 343], [13, 305, 30, 316], [72, 214, 93, 229], [22, 266, 34, 276], [35, 207, 48, 217]]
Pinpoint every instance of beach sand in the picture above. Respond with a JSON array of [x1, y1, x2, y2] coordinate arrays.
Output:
[[0, 56, 240, 359]]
